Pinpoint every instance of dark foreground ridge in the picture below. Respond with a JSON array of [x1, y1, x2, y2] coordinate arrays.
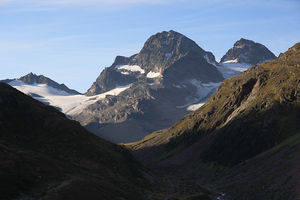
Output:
[[0, 82, 148, 200]]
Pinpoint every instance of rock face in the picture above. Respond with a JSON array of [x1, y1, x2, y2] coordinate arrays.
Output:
[[86, 30, 222, 95], [1, 72, 80, 95], [128, 42, 300, 200], [0, 82, 148, 200], [220, 38, 277, 65], [77, 30, 224, 143]]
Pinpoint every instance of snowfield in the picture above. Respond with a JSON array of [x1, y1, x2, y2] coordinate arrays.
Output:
[[190, 80, 221, 101], [117, 65, 145, 74], [175, 80, 221, 111], [9, 80, 70, 96], [217, 62, 252, 79], [9, 80, 131, 115]]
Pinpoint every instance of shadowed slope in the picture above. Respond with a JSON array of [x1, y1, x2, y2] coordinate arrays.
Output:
[[0, 82, 148, 200]]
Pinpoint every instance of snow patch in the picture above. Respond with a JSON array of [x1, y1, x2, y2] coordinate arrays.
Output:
[[9, 80, 131, 115], [204, 54, 216, 66], [187, 103, 205, 111], [146, 71, 161, 78], [117, 65, 145, 74], [223, 59, 238, 63]]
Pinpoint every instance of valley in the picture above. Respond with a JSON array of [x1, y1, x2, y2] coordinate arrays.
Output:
[[1, 31, 299, 200]]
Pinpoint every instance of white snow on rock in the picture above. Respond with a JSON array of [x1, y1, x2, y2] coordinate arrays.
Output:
[[179, 80, 221, 112], [117, 65, 145, 74], [204, 54, 216, 66], [217, 62, 252, 79], [223, 59, 238, 63], [9, 80, 70, 96], [187, 102, 205, 111], [190, 80, 221, 101], [9, 80, 131, 115], [184, 61, 252, 112], [146, 71, 161, 78]]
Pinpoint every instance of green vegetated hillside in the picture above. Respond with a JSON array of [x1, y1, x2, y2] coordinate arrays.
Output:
[[127, 43, 300, 199], [0, 83, 150, 200]]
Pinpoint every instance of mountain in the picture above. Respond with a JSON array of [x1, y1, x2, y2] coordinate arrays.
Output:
[[220, 38, 277, 65], [2, 35, 277, 144], [216, 38, 277, 80], [0, 82, 149, 200], [127, 43, 300, 199], [86, 30, 222, 95], [73, 30, 224, 143], [2, 72, 80, 95]]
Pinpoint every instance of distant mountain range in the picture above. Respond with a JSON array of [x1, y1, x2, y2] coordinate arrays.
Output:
[[1, 31, 299, 200], [74, 31, 277, 143], [2, 31, 277, 143], [74, 30, 226, 143]]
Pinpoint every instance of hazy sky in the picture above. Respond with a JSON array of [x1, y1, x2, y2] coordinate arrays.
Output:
[[0, 0, 299, 92]]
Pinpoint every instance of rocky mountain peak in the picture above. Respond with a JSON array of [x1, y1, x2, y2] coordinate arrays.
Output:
[[19, 72, 45, 84], [221, 38, 277, 65], [133, 30, 216, 71], [141, 30, 199, 56], [86, 30, 221, 96], [234, 38, 252, 47], [83, 31, 224, 142]]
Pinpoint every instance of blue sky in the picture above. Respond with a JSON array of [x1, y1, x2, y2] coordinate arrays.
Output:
[[0, 0, 299, 92]]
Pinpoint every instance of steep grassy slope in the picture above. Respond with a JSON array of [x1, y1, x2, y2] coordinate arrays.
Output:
[[0, 83, 148, 200], [129, 43, 300, 166], [128, 43, 300, 166]]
